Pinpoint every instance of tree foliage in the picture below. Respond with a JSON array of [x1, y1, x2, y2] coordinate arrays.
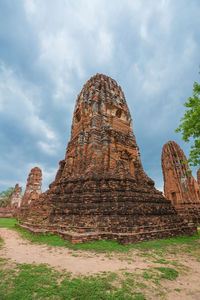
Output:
[[0, 187, 14, 207], [176, 75, 200, 167]]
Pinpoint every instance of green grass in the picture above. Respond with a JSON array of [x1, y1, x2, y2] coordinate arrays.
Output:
[[0, 218, 200, 254], [154, 267, 179, 281], [0, 218, 18, 229], [17, 226, 200, 253], [16, 227, 134, 252], [1, 218, 199, 299], [0, 262, 147, 300], [152, 258, 170, 264], [0, 261, 179, 299], [0, 237, 3, 249], [132, 231, 200, 250]]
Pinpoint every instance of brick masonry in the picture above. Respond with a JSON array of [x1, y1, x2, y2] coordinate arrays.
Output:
[[18, 74, 197, 244], [197, 169, 200, 186], [0, 184, 22, 218], [19, 167, 42, 219], [162, 141, 200, 225]]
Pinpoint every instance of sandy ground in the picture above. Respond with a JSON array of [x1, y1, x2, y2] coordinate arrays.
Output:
[[0, 228, 200, 299], [0, 228, 148, 274]]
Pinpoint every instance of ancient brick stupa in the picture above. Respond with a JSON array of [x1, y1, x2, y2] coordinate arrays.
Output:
[[197, 169, 200, 187], [19, 74, 197, 244], [9, 184, 22, 209], [161, 141, 200, 224], [0, 184, 22, 218], [19, 167, 42, 219]]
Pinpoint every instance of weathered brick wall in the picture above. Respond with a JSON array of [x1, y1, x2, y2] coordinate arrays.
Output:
[[18, 74, 197, 244], [9, 184, 22, 209], [162, 141, 200, 224], [197, 169, 200, 187], [19, 167, 42, 219], [0, 184, 22, 218], [0, 207, 13, 218]]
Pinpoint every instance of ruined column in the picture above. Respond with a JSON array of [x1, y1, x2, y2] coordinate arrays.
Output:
[[197, 169, 200, 187], [9, 184, 22, 209], [19, 167, 42, 219]]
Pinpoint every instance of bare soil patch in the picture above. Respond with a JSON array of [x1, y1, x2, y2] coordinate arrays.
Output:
[[1, 227, 200, 299]]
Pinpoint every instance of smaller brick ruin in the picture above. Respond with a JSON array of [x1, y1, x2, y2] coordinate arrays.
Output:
[[9, 184, 22, 209], [162, 141, 200, 224], [197, 169, 200, 187], [0, 184, 22, 218], [20, 167, 42, 219], [0, 207, 13, 218]]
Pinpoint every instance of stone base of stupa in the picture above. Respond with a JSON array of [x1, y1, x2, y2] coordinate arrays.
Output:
[[17, 176, 197, 245], [17, 220, 197, 245], [175, 203, 200, 226]]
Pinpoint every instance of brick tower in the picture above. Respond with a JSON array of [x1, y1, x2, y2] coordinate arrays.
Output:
[[19, 74, 197, 244], [197, 169, 200, 187], [20, 167, 42, 219], [162, 141, 200, 224]]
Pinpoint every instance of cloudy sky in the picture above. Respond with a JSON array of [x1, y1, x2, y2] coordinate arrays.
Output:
[[0, 0, 200, 193]]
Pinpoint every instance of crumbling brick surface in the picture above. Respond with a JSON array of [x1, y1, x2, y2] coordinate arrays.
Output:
[[197, 169, 200, 186], [9, 184, 22, 209], [0, 184, 22, 218], [0, 207, 13, 218], [19, 167, 42, 219], [18, 74, 197, 244], [162, 141, 200, 224]]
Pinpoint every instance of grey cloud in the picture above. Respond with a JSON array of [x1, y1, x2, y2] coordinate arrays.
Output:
[[0, 0, 200, 193]]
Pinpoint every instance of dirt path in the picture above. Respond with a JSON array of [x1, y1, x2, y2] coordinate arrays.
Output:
[[1, 228, 200, 299], [0, 228, 148, 274]]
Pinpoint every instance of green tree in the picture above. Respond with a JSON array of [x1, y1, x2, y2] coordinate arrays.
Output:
[[0, 187, 14, 207], [175, 74, 200, 166]]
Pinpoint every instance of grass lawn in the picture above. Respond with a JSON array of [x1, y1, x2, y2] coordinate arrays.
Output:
[[0, 218, 18, 229], [0, 218, 200, 253], [0, 218, 200, 299]]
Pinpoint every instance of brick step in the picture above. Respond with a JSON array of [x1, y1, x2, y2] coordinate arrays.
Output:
[[20, 220, 192, 233], [17, 221, 197, 245]]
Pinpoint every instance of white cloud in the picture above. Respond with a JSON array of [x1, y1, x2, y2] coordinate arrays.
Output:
[[37, 141, 57, 155], [97, 31, 114, 63], [24, 0, 36, 16], [23, 0, 115, 105]]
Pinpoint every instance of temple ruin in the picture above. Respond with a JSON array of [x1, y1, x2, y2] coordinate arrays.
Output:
[[19, 167, 42, 219], [162, 141, 200, 224], [0, 184, 22, 218], [197, 169, 200, 186], [9, 184, 22, 209], [18, 74, 197, 244]]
